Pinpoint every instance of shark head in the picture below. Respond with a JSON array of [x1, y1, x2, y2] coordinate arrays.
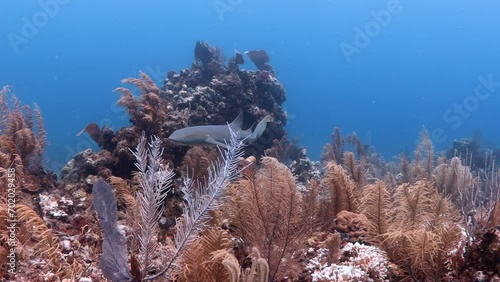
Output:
[[168, 126, 207, 146]]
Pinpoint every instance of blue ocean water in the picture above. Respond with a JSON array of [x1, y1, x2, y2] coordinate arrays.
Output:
[[1, 0, 499, 172]]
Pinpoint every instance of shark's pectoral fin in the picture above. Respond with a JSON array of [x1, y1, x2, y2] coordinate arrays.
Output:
[[204, 135, 229, 148]]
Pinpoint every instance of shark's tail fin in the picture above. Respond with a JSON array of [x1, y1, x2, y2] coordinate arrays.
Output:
[[247, 115, 272, 144]]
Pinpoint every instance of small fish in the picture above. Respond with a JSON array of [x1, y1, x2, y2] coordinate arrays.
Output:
[[77, 122, 103, 146], [245, 50, 274, 72]]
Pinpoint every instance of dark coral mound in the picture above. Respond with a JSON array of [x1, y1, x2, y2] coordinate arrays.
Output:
[[161, 42, 286, 142], [457, 229, 500, 281]]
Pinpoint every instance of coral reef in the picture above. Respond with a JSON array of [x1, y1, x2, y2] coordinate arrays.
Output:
[[1, 41, 499, 282], [0, 88, 91, 281]]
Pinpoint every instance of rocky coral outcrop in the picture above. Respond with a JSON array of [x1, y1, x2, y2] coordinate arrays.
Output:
[[160, 62, 287, 151], [60, 149, 115, 183], [457, 229, 500, 281], [290, 147, 321, 185]]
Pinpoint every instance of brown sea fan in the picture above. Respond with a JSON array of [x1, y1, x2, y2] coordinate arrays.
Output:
[[227, 157, 310, 281], [383, 179, 464, 280], [343, 151, 365, 188], [321, 127, 345, 165], [411, 128, 434, 181], [359, 181, 392, 245], [0, 87, 46, 170], [175, 228, 234, 282], [391, 180, 434, 230], [318, 162, 360, 229]]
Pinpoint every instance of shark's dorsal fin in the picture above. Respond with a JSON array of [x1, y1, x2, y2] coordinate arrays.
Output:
[[229, 112, 244, 130]]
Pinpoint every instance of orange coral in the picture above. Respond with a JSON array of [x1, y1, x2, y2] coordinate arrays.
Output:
[[179, 146, 220, 186], [334, 210, 369, 243], [114, 71, 171, 134], [0, 86, 49, 196], [0, 86, 46, 171]]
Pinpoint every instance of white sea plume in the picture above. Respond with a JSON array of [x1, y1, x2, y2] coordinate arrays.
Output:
[[145, 126, 245, 280], [131, 132, 174, 278]]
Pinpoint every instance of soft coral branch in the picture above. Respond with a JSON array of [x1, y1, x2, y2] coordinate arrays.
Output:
[[145, 127, 245, 281]]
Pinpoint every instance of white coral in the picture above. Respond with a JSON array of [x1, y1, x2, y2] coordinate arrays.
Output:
[[307, 242, 389, 282], [39, 192, 73, 219]]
